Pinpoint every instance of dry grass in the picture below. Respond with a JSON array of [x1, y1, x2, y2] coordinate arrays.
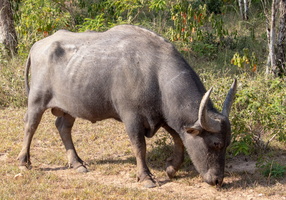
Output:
[[0, 108, 285, 199]]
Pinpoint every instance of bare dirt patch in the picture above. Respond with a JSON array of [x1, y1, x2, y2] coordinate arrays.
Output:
[[226, 157, 257, 174], [0, 153, 8, 161]]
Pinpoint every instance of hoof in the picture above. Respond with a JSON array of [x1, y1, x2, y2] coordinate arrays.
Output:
[[76, 165, 88, 173], [141, 179, 157, 188], [166, 165, 176, 179], [137, 174, 158, 188]]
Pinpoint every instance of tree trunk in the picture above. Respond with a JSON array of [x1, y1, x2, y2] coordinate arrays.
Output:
[[276, 0, 286, 76], [0, 0, 18, 57], [266, 0, 286, 77], [238, 0, 244, 19], [238, 0, 248, 20], [243, 0, 249, 20], [270, 0, 278, 68]]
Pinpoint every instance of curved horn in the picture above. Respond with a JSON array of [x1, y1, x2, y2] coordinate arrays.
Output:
[[198, 87, 221, 133], [222, 79, 237, 117]]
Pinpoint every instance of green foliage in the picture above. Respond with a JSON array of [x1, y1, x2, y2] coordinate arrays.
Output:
[[78, 15, 106, 32], [76, 0, 233, 59], [231, 48, 257, 73], [200, 72, 286, 155], [257, 160, 286, 178], [205, 0, 223, 14], [230, 75, 286, 155], [236, 76, 285, 138], [168, 0, 231, 59], [149, 0, 167, 11], [230, 132, 253, 156], [11, 0, 245, 62], [77, 0, 145, 32], [15, 0, 72, 57], [170, 2, 208, 42]]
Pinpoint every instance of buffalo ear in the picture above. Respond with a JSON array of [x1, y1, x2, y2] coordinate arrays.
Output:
[[186, 128, 200, 135]]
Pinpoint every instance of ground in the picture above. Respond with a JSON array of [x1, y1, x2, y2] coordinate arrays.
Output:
[[0, 108, 285, 199]]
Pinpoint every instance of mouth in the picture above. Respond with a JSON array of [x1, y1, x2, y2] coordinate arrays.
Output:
[[205, 178, 223, 187], [203, 173, 224, 187]]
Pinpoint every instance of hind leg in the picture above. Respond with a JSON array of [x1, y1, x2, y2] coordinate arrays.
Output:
[[163, 125, 185, 179], [55, 113, 87, 172], [17, 107, 45, 169]]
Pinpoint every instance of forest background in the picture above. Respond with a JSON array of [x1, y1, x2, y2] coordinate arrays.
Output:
[[0, 0, 285, 199]]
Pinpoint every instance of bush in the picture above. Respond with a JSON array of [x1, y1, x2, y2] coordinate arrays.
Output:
[[15, 0, 72, 57], [199, 72, 286, 155], [257, 159, 286, 178], [233, 75, 286, 144]]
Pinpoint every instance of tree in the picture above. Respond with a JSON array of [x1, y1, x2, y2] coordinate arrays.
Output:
[[238, 0, 249, 20], [266, 0, 286, 77], [0, 0, 18, 57], [276, 0, 286, 76]]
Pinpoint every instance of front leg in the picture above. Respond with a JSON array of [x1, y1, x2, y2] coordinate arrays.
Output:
[[163, 125, 184, 179], [124, 115, 157, 188]]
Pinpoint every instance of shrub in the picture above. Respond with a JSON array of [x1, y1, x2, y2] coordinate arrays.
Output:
[[77, 0, 146, 32], [15, 0, 72, 57], [257, 159, 286, 178], [199, 72, 286, 155], [232, 75, 286, 144]]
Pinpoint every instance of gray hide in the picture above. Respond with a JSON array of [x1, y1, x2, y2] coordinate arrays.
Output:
[[18, 25, 237, 188]]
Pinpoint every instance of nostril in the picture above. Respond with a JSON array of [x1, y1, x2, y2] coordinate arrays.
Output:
[[215, 179, 219, 185], [215, 178, 223, 187]]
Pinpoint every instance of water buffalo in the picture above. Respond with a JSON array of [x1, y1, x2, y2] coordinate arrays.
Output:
[[17, 25, 237, 188]]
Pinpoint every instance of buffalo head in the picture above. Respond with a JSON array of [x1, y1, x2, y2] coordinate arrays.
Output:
[[184, 80, 237, 186]]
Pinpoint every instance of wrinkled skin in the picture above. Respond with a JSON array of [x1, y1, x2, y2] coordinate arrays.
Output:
[[17, 25, 237, 188]]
